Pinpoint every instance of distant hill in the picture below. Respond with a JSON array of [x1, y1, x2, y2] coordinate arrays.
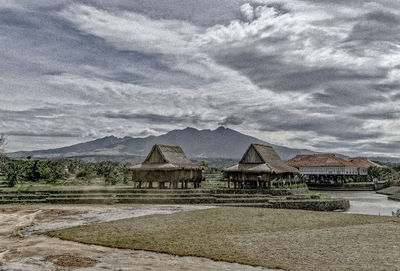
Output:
[[8, 126, 316, 163], [10, 126, 399, 165]]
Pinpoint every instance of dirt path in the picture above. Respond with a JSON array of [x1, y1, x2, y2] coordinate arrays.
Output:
[[0, 205, 273, 271]]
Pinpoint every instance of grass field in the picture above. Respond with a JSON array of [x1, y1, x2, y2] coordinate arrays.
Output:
[[50, 207, 400, 271]]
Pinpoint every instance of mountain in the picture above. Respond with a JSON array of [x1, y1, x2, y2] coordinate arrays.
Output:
[[9, 127, 318, 163]]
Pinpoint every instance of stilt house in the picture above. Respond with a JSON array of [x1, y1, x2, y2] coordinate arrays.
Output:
[[286, 154, 359, 184], [224, 144, 299, 189], [130, 144, 202, 189]]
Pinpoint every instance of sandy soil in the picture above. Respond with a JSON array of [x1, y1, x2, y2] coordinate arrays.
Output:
[[0, 205, 273, 271]]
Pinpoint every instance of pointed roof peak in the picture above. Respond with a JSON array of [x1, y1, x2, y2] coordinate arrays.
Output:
[[143, 144, 194, 166], [229, 143, 299, 174]]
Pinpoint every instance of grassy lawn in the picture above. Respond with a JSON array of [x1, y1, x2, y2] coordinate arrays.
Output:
[[345, 182, 374, 185], [50, 208, 400, 271], [0, 183, 137, 192], [200, 179, 227, 189]]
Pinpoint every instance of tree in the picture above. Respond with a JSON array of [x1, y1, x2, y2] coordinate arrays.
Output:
[[368, 166, 382, 179], [0, 135, 8, 185], [5, 162, 18, 187], [0, 134, 5, 152], [0, 134, 6, 165], [199, 161, 209, 168]]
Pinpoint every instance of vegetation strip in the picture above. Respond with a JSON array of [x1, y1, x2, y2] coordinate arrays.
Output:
[[0, 186, 348, 210], [50, 207, 400, 271]]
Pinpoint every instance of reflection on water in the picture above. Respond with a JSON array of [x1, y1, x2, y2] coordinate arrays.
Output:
[[317, 190, 400, 216]]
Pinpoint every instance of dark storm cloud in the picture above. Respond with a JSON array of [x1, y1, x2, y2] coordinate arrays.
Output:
[[0, 107, 56, 120], [215, 49, 386, 93], [364, 141, 400, 152], [218, 116, 244, 126], [373, 83, 400, 92], [311, 85, 388, 106], [345, 11, 400, 43], [392, 93, 400, 101], [103, 111, 207, 125], [351, 111, 400, 120], [312, 140, 400, 156], [5, 131, 80, 138], [250, 108, 384, 141], [341, 10, 400, 57], [0, 3, 211, 95], [313, 140, 357, 150]]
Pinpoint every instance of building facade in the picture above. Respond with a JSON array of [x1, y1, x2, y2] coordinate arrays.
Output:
[[224, 144, 299, 189], [286, 154, 385, 185], [130, 144, 202, 189]]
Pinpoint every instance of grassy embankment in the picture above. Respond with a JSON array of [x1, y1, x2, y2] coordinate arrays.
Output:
[[51, 207, 400, 271]]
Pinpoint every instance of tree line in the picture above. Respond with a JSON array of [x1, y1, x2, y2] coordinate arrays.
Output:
[[0, 157, 131, 187], [0, 135, 132, 187]]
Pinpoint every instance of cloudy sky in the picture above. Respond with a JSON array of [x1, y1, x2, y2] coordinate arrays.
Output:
[[0, 0, 399, 157]]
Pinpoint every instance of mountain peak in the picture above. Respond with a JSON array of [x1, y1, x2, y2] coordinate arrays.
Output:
[[214, 126, 236, 133], [167, 127, 199, 136], [103, 135, 117, 139], [183, 127, 198, 131]]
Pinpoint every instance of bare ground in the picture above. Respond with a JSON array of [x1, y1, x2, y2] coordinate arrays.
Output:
[[0, 204, 273, 271], [50, 207, 400, 271]]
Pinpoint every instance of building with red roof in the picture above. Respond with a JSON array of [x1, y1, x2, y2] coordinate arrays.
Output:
[[286, 154, 372, 185]]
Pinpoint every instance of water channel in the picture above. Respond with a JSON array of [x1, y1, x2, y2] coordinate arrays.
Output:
[[318, 190, 400, 216]]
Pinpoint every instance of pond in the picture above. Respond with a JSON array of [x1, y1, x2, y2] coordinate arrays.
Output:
[[318, 190, 400, 216]]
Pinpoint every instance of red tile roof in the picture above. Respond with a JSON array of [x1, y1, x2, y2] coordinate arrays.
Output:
[[348, 157, 387, 169], [286, 154, 356, 167]]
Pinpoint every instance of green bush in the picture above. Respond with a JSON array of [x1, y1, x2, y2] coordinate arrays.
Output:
[[0, 158, 133, 186]]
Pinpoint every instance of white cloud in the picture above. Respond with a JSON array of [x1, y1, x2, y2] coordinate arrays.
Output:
[[239, 3, 254, 21], [59, 4, 199, 56]]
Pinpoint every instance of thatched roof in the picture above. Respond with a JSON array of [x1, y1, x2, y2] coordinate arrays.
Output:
[[348, 157, 387, 169], [131, 144, 201, 171], [286, 154, 355, 168], [224, 144, 299, 174]]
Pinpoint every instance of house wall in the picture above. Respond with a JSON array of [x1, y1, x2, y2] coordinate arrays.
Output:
[[241, 146, 263, 164], [145, 148, 165, 164], [359, 168, 368, 175], [132, 169, 202, 183], [226, 172, 295, 182], [227, 172, 270, 182], [299, 166, 358, 175]]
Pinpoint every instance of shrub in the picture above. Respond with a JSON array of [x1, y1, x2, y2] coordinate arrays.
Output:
[[5, 163, 18, 187]]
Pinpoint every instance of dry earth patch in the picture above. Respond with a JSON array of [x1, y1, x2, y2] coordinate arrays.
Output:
[[50, 207, 400, 271], [0, 204, 272, 271]]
